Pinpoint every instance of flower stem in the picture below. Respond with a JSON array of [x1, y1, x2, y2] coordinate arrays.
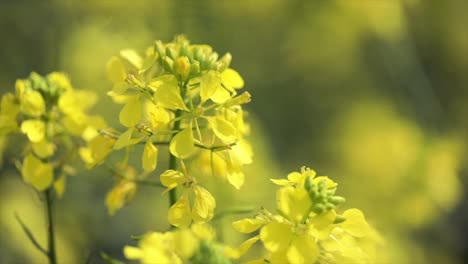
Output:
[[168, 109, 182, 209], [45, 188, 57, 264]]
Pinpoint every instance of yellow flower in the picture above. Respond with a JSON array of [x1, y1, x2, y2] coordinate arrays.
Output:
[[19, 90, 45, 117], [124, 232, 182, 264], [21, 153, 54, 191], [161, 169, 216, 227], [79, 135, 116, 168], [142, 139, 158, 172], [106, 180, 137, 215], [20, 119, 45, 143]]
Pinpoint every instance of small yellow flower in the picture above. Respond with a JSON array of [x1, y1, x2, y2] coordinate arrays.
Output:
[[21, 153, 54, 191]]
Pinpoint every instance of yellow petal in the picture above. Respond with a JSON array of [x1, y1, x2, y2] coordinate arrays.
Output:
[[151, 75, 188, 111], [210, 86, 231, 104], [270, 179, 292, 186], [32, 140, 55, 158], [20, 91, 45, 117], [21, 154, 53, 191], [20, 119, 45, 142], [277, 187, 311, 222], [225, 235, 260, 259], [80, 135, 115, 168], [260, 222, 292, 252], [169, 128, 196, 159], [146, 103, 171, 128], [120, 49, 143, 69], [200, 71, 221, 102], [58, 90, 97, 114], [106, 56, 127, 83], [168, 191, 192, 228], [142, 140, 158, 172], [208, 117, 237, 143], [47, 72, 72, 91], [105, 181, 137, 215], [222, 68, 244, 90], [123, 246, 143, 260], [192, 186, 216, 223], [160, 170, 186, 192], [341, 209, 371, 238], [232, 218, 267, 233], [119, 96, 141, 127], [54, 175, 66, 198], [286, 235, 319, 264], [227, 171, 244, 190], [114, 128, 143, 150]]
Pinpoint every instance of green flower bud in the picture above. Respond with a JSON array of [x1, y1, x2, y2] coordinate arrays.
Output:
[[224, 92, 251, 107], [180, 43, 193, 60], [194, 47, 204, 62], [190, 61, 200, 75], [155, 40, 165, 57], [325, 203, 335, 210], [333, 215, 346, 224], [219, 53, 232, 71], [329, 196, 346, 206], [163, 57, 174, 72], [166, 46, 179, 60], [312, 204, 325, 214]]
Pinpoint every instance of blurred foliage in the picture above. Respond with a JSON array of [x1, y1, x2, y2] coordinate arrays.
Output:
[[1, 0, 467, 263]]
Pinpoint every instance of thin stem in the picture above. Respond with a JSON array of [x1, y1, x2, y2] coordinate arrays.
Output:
[[14, 212, 48, 256], [45, 188, 57, 264], [168, 109, 182, 210]]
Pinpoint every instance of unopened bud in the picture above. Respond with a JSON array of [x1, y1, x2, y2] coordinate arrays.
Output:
[[329, 196, 346, 205], [166, 46, 179, 60], [333, 215, 346, 224], [190, 61, 200, 75], [173, 56, 191, 81], [224, 92, 252, 107], [218, 53, 232, 71], [163, 57, 174, 72]]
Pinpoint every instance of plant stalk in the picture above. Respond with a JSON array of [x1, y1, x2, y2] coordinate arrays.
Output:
[[45, 188, 57, 264]]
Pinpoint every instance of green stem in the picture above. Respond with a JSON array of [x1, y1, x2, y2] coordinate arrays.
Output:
[[45, 188, 57, 264], [168, 109, 182, 210]]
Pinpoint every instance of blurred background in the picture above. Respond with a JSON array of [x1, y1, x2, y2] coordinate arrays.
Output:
[[0, 0, 467, 263]]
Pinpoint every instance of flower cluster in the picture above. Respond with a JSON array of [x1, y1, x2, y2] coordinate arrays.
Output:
[[81, 35, 253, 216], [124, 224, 233, 264], [232, 167, 383, 264], [0, 72, 104, 194]]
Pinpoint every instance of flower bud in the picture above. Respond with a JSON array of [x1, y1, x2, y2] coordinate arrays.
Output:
[[163, 57, 174, 72], [218, 53, 232, 72], [190, 61, 200, 75], [329, 196, 346, 206], [224, 92, 251, 107], [166, 46, 179, 61], [333, 215, 346, 224], [173, 56, 191, 81], [155, 41, 166, 57]]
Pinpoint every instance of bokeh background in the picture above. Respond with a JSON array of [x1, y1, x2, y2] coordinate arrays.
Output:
[[1, 0, 467, 263]]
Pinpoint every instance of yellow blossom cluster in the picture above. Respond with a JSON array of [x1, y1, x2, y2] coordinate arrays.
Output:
[[81, 36, 253, 216], [232, 167, 383, 264], [124, 224, 233, 264], [0, 72, 104, 194]]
